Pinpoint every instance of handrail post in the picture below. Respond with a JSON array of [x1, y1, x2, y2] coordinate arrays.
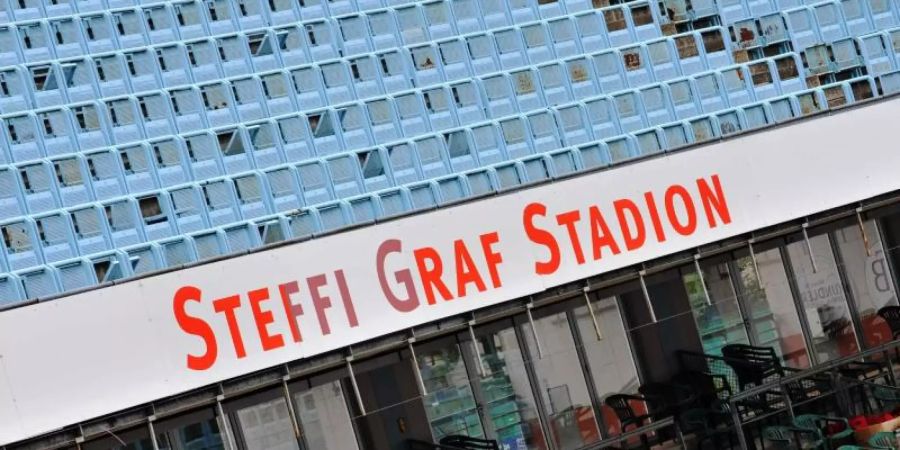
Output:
[[730, 398, 750, 450]]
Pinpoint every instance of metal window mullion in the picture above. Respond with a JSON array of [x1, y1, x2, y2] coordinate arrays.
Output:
[[469, 320, 486, 377], [408, 336, 428, 396], [749, 239, 763, 285], [215, 395, 237, 450], [857, 208, 872, 257], [148, 417, 160, 450], [346, 356, 366, 416], [526, 302, 544, 359], [583, 286, 603, 340], [639, 270, 658, 323], [803, 222, 818, 273], [694, 254, 712, 306], [280, 375, 305, 448]]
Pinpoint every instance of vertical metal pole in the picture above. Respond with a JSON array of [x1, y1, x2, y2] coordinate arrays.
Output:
[[730, 400, 750, 450], [695, 254, 712, 306], [639, 270, 658, 323], [803, 222, 818, 273], [346, 356, 366, 416], [782, 381, 796, 420], [857, 208, 872, 257], [583, 286, 603, 340], [408, 336, 428, 396], [148, 417, 160, 450], [749, 239, 763, 285], [469, 320, 486, 376], [281, 376, 303, 444], [216, 395, 237, 450], [526, 302, 544, 359]]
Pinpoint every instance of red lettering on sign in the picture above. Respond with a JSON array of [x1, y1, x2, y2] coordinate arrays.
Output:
[[173, 286, 218, 371], [524, 202, 560, 275]]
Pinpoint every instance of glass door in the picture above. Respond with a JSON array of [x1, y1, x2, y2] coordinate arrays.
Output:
[[519, 306, 602, 449], [572, 294, 640, 438], [467, 320, 549, 450]]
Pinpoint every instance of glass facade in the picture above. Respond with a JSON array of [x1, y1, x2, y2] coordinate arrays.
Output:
[[60, 210, 900, 450]]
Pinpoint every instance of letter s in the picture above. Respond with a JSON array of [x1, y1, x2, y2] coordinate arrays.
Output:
[[523, 202, 560, 275], [173, 286, 218, 371]]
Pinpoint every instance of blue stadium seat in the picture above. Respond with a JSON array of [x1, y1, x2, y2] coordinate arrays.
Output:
[[0, 274, 25, 307], [18, 266, 61, 299], [159, 235, 198, 268], [2, 218, 43, 271]]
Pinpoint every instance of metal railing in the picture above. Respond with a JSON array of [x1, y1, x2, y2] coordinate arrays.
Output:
[[719, 340, 900, 449]]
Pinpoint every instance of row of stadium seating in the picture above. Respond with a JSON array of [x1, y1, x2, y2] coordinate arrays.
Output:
[[0, 74, 894, 304], [0, 52, 861, 218]]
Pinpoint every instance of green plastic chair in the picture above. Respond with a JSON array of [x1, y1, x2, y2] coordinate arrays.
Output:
[[873, 385, 900, 413], [794, 414, 855, 449], [837, 446, 877, 450], [868, 431, 898, 450], [764, 425, 826, 450]]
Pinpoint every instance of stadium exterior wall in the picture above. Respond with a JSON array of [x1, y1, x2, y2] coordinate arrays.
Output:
[[1, 98, 899, 445]]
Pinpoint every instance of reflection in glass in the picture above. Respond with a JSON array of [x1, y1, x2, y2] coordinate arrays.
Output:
[[474, 327, 548, 450], [234, 397, 298, 450], [84, 434, 153, 450], [418, 343, 485, 440], [684, 261, 749, 356], [293, 380, 359, 450], [521, 311, 601, 449], [107, 440, 153, 450], [733, 248, 809, 368], [834, 221, 899, 348], [156, 417, 224, 450], [787, 234, 860, 362], [573, 297, 639, 437]]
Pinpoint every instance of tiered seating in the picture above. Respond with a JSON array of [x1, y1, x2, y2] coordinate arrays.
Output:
[[0, 0, 899, 306]]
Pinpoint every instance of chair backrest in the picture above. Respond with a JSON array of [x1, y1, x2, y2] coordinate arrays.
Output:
[[868, 431, 898, 449], [438, 435, 500, 450], [605, 394, 641, 423], [877, 306, 900, 338], [763, 426, 797, 450], [722, 344, 784, 388], [793, 414, 823, 433]]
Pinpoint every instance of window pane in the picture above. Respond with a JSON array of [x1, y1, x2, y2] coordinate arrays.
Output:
[[786, 234, 860, 362], [684, 260, 750, 357], [235, 397, 299, 450], [292, 381, 359, 450], [472, 326, 547, 450], [733, 248, 809, 368], [834, 221, 899, 348], [417, 342, 485, 440], [156, 415, 224, 450], [573, 296, 639, 437]]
